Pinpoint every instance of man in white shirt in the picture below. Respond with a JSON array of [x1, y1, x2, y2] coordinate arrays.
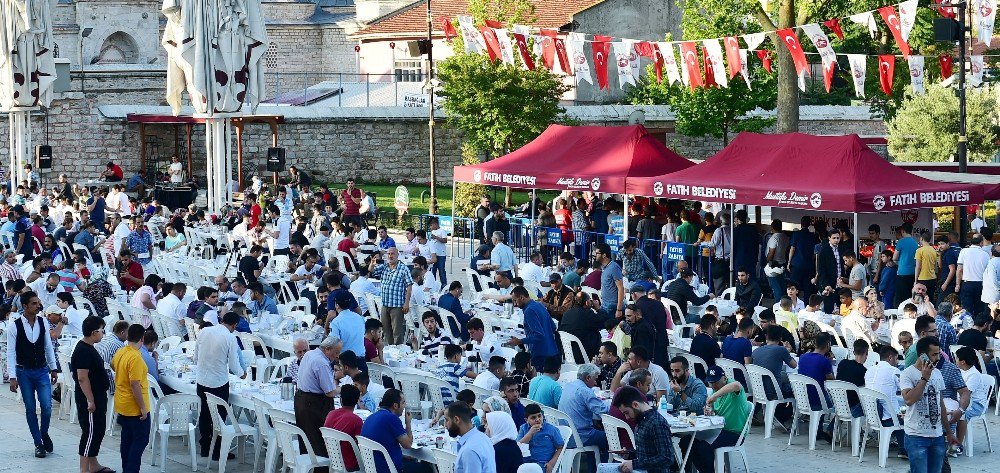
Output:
[[956, 233, 991, 318], [158, 283, 187, 332], [194, 312, 245, 459], [971, 214, 985, 233], [268, 204, 291, 256], [231, 215, 251, 248], [351, 267, 380, 315], [30, 274, 64, 308], [110, 214, 131, 256], [106, 186, 122, 214], [472, 355, 506, 390], [519, 251, 548, 290], [168, 156, 184, 183], [865, 344, 905, 451], [467, 318, 500, 362], [427, 217, 450, 286]]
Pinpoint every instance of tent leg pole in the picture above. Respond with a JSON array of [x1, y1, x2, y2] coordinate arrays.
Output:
[[623, 194, 630, 241], [731, 205, 735, 289], [853, 212, 859, 254], [531, 189, 536, 250]]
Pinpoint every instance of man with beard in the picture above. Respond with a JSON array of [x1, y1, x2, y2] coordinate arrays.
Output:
[[444, 401, 495, 472]]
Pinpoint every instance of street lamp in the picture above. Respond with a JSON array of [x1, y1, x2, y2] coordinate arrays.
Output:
[[426, 0, 438, 215], [934, 3, 969, 245], [78, 27, 93, 94]]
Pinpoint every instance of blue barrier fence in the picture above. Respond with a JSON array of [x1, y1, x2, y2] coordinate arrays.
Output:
[[418, 214, 720, 285]]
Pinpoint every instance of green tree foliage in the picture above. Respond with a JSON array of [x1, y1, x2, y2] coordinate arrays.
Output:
[[454, 144, 489, 218], [887, 84, 999, 162]]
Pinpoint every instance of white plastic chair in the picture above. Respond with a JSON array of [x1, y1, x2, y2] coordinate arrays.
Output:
[[273, 421, 331, 473], [150, 393, 200, 471], [252, 398, 281, 473], [680, 352, 709, 380], [601, 414, 636, 462], [552, 425, 573, 473], [857, 387, 904, 468], [720, 287, 736, 300], [715, 358, 752, 401], [367, 363, 400, 391], [825, 380, 863, 456], [558, 331, 588, 365], [965, 374, 995, 457], [787, 373, 833, 450], [541, 406, 600, 472], [713, 400, 753, 473], [203, 392, 259, 472], [358, 435, 400, 473], [57, 357, 76, 422], [746, 364, 795, 439], [430, 448, 458, 473], [320, 426, 363, 473]]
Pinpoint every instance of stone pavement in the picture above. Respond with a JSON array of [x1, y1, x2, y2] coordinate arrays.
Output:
[[0, 386, 999, 473]]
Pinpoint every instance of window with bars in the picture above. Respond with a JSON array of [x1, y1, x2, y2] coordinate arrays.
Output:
[[394, 59, 424, 82]]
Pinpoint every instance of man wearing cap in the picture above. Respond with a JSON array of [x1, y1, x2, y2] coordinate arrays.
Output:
[[540, 273, 573, 320], [631, 283, 670, 364], [690, 366, 751, 473], [665, 268, 714, 324], [329, 291, 366, 357]]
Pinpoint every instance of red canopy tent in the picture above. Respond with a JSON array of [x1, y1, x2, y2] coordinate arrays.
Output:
[[453, 124, 694, 194], [626, 132, 984, 212]]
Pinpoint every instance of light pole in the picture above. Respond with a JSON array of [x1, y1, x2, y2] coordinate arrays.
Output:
[[426, 0, 438, 215], [957, 1, 969, 246], [78, 27, 93, 94]]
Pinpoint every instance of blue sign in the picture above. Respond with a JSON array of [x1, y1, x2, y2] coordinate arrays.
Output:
[[606, 235, 622, 254], [438, 216, 454, 233], [608, 215, 625, 237], [546, 229, 562, 247], [666, 242, 686, 262]]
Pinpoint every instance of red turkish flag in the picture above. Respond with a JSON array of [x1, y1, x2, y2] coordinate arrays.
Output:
[[512, 33, 535, 70], [539, 36, 555, 70], [939, 55, 954, 79], [934, 0, 957, 18], [442, 17, 457, 41], [702, 47, 717, 87], [823, 18, 845, 40], [554, 38, 570, 73], [756, 50, 774, 73], [878, 54, 895, 95], [823, 60, 837, 92], [635, 41, 656, 59], [540, 29, 570, 74], [724, 36, 741, 79], [592, 37, 612, 90], [878, 6, 911, 60], [776, 28, 810, 78], [484, 19, 504, 28], [679, 41, 703, 89], [479, 27, 501, 62]]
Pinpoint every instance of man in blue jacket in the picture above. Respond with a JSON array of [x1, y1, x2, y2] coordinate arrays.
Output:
[[506, 286, 557, 372]]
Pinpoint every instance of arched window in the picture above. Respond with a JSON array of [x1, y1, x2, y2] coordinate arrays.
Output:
[[265, 42, 279, 69], [95, 31, 139, 64]]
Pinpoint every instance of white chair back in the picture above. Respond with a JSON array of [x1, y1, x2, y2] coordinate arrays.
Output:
[[273, 421, 325, 469], [430, 448, 458, 473], [788, 373, 830, 414], [557, 331, 588, 365], [601, 414, 636, 457], [890, 318, 916, 352], [825, 380, 860, 422], [157, 393, 200, 436], [320, 427, 363, 473], [358, 436, 400, 473], [857, 387, 902, 431]]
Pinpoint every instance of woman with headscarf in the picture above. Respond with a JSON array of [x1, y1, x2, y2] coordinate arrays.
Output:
[[485, 411, 524, 473]]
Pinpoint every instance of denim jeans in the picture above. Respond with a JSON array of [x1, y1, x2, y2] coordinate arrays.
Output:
[[16, 366, 52, 447], [905, 434, 946, 473], [767, 275, 786, 303], [434, 255, 448, 286], [118, 415, 151, 473]]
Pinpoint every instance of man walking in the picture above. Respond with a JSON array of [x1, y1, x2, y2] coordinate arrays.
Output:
[[111, 324, 151, 472], [369, 247, 413, 345], [7, 291, 58, 458], [195, 312, 245, 459]]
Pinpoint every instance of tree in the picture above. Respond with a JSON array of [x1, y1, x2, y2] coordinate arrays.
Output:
[[438, 0, 569, 211], [887, 84, 999, 162], [628, 0, 775, 145]]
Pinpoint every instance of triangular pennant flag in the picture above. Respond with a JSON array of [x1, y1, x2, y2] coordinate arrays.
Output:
[[593, 36, 612, 90], [738, 48, 752, 89], [702, 47, 717, 87], [484, 20, 504, 28], [538, 30, 556, 71], [651, 44, 664, 83], [823, 60, 837, 93], [756, 49, 774, 73], [567, 33, 591, 84], [554, 38, 571, 74], [847, 54, 867, 98], [976, 0, 997, 45], [658, 42, 681, 85], [678, 41, 703, 90], [724, 36, 742, 79], [878, 54, 895, 95], [971, 55, 985, 86], [776, 28, 810, 90], [479, 27, 501, 61], [907, 55, 925, 95], [878, 6, 912, 60], [801, 23, 837, 68], [849, 12, 880, 39], [939, 55, 954, 79], [512, 26, 535, 70], [458, 16, 485, 54], [442, 17, 457, 42], [626, 40, 642, 81], [744, 32, 766, 51], [493, 28, 516, 64], [612, 41, 636, 89], [898, 0, 919, 42], [934, 0, 957, 19], [823, 18, 844, 40], [703, 39, 728, 87]]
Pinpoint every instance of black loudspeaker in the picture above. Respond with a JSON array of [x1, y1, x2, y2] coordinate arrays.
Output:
[[266, 147, 285, 172], [35, 145, 52, 169], [407, 40, 431, 56], [934, 18, 961, 41]]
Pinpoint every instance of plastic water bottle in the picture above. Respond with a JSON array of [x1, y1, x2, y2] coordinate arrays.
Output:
[[659, 396, 669, 411]]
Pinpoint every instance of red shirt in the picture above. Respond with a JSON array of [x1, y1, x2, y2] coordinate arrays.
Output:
[[337, 238, 358, 254], [323, 407, 363, 471], [340, 188, 362, 216], [110, 164, 124, 180], [119, 260, 143, 292], [30, 224, 45, 253], [249, 204, 262, 228]]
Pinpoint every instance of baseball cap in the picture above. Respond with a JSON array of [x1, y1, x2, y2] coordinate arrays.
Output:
[[704, 366, 725, 384], [11, 204, 24, 215], [548, 273, 563, 283], [45, 306, 64, 316]]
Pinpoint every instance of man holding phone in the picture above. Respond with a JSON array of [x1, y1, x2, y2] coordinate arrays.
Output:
[[900, 337, 949, 473]]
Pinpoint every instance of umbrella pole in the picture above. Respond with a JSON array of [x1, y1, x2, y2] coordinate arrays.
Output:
[[8, 111, 29, 188], [206, 123, 215, 213], [854, 212, 859, 254]]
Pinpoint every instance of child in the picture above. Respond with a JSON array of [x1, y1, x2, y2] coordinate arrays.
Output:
[[774, 297, 799, 333], [518, 403, 564, 472], [953, 346, 988, 455], [838, 289, 853, 316], [352, 371, 384, 412], [472, 355, 508, 391], [436, 344, 474, 403]]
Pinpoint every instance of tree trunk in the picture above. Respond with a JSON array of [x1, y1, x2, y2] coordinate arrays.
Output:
[[775, 0, 799, 132]]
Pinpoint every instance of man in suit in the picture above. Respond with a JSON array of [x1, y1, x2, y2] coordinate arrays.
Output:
[[816, 231, 849, 313]]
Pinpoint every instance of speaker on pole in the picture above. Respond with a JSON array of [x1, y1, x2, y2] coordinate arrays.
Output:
[[266, 147, 285, 172], [35, 145, 52, 169]]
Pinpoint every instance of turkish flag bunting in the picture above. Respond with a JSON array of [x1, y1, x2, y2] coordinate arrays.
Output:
[[634, 41, 663, 82], [592, 37, 612, 90], [479, 27, 501, 62], [939, 55, 954, 79], [724, 37, 742, 79], [934, 0, 957, 18], [823, 18, 845, 40], [442, 17, 457, 41], [703, 47, 717, 87], [877, 6, 911, 60], [878, 54, 895, 95], [756, 49, 774, 73], [512, 32, 535, 70], [539, 36, 555, 70], [823, 61, 837, 93], [776, 28, 810, 78], [484, 20, 504, 28], [678, 41, 703, 90]]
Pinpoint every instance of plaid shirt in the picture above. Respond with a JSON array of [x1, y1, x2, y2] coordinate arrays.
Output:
[[376, 261, 413, 307], [936, 316, 958, 361], [0, 262, 20, 282], [620, 249, 657, 280], [633, 409, 677, 473]]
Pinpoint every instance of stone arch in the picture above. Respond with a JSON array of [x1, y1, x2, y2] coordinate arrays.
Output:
[[95, 31, 139, 64]]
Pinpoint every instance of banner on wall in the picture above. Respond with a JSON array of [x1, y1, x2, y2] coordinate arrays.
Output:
[[771, 207, 934, 240]]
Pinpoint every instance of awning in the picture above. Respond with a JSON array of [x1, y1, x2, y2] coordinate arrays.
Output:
[[453, 124, 693, 194], [625, 132, 984, 212], [911, 170, 1000, 200]]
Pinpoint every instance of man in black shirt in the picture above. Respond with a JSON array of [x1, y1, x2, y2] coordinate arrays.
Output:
[[733, 268, 761, 312], [239, 245, 263, 284], [625, 303, 657, 361], [71, 316, 112, 472], [835, 339, 869, 416], [754, 309, 796, 351], [958, 313, 997, 375], [688, 314, 721, 380], [665, 268, 713, 323], [631, 284, 670, 365]]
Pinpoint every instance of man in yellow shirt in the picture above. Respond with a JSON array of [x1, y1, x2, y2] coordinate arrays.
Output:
[[110, 324, 150, 473], [914, 231, 940, 302]]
